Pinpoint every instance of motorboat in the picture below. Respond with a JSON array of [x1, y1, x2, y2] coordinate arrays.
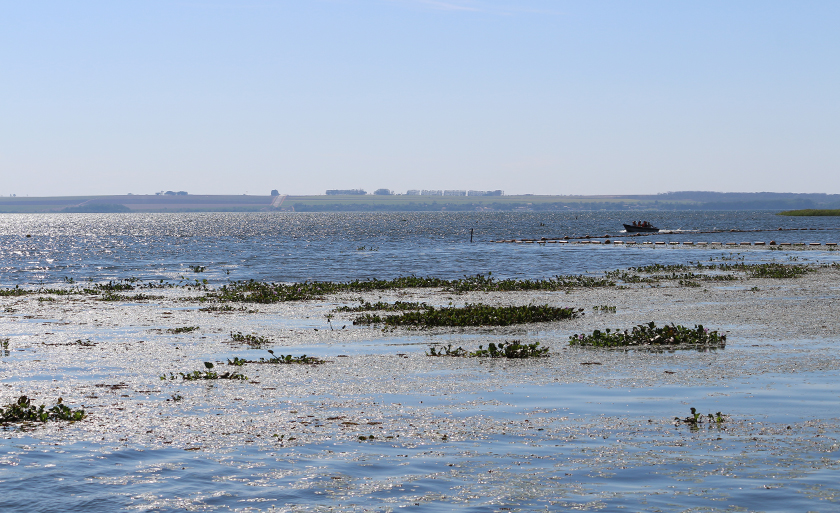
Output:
[[623, 223, 659, 233]]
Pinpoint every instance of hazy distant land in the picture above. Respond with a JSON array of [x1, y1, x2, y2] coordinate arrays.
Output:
[[2, 191, 840, 213]]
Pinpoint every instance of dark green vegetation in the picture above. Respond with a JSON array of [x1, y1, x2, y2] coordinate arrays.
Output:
[[675, 407, 727, 428], [426, 340, 550, 358], [168, 326, 199, 334], [230, 331, 270, 347], [99, 292, 164, 302], [0, 262, 820, 304], [570, 322, 726, 348], [1, 396, 86, 426], [227, 350, 324, 366], [204, 274, 614, 304], [354, 304, 582, 328], [161, 362, 247, 381], [334, 300, 431, 312], [188, 265, 206, 273], [199, 305, 259, 313], [778, 209, 840, 216], [748, 263, 813, 279]]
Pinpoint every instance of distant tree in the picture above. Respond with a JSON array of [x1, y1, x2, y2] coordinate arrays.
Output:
[[271, 189, 280, 196], [176, 191, 188, 196], [374, 189, 393, 195]]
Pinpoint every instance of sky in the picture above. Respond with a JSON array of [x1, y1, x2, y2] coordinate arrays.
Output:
[[1, 1, 839, 197]]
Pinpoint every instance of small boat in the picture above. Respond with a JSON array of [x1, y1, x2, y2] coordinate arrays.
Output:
[[623, 223, 659, 233]]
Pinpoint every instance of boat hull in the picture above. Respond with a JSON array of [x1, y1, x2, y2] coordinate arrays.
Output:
[[623, 224, 659, 233]]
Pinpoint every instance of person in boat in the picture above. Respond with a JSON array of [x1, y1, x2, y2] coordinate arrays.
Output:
[[632, 221, 638, 227]]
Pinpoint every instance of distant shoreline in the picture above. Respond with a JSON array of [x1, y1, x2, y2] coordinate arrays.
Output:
[[778, 209, 840, 216], [1, 192, 839, 213]]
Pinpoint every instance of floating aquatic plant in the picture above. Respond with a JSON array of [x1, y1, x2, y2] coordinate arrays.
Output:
[[674, 407, 727, 427], [426, 344, 467, 357], [748, 263, 812, 279], [188, 265, 206, 273], [334, 300, 432, 313], [0, 396, 86, 426], [161, 362, 247, 381], [199, 305, 258, 313], [168, 326, 199, 334], [201, 274, 614, 304], [229, 331, 270, 346], [569, 322, 726, 348], [227, 350, 323, 365], [468, 340, 549, 358], [354, 304, 582, 328], [0, 286, 28, 297]]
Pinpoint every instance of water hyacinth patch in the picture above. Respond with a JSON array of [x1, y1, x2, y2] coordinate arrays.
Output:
[[230, 331, 270, 347], [427, 341, 549, 358], [201, 274, 614, 304], [168, 326, 199, 334], [227, 350, 324, 365], [675, 407, 727, 428], [748, 263, 813, 279], [570, 322, 726, 348], [334, 300, 432, 313], [161, 362, 247, 381], [1, 396, 86, 426], [468, 340, 549, 358], [354, 304, 582, 328]]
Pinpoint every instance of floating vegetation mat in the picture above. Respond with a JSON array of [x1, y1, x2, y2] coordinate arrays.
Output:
[[427, 340, 549, 358], [334, 300, 432, 313], [201, 274, 615, 304], [570, 322, 726, 348], [227, 350, 324, 365], [161, 362, 248, 381], [0, 396, 86, 426], [353, 304, 582, 327]]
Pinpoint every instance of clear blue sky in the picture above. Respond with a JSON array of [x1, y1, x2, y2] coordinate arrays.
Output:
[[2, 1, 838, 196]]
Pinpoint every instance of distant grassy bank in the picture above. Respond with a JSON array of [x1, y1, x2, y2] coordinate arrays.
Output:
[[778, 209, 840, 216]]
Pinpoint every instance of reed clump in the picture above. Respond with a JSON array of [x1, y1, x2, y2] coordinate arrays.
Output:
[[570, 322, 726, 348]]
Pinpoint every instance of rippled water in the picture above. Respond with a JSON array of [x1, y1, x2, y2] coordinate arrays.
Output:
[[1, 211, 839, 286], [1, 212, 839, 512]]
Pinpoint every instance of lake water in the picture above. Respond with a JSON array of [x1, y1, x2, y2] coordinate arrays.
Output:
[[1, 211, 839, 512], [2, 210, 840, 286]]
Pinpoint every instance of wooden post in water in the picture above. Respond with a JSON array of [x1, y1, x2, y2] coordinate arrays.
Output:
[[470, 228, 474, 243]]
